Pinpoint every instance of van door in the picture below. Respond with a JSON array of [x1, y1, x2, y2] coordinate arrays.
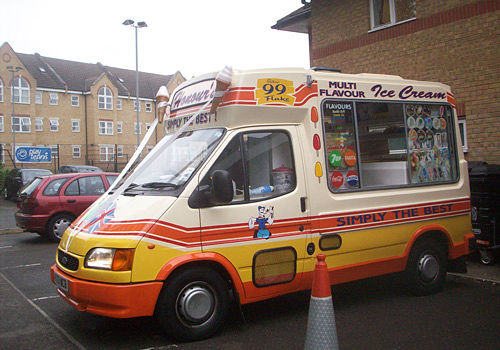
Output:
[[198, 127, 309, 301]]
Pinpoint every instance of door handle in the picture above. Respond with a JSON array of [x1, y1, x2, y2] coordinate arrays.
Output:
[[300, 197, 307, 212], [67, 200, 76, 203]]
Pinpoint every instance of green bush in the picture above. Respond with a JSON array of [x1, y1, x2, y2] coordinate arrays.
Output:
[[0, 164, 12, 193]]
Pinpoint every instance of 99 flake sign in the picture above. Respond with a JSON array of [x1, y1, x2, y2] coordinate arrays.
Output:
[[255, 78, 296, 106]]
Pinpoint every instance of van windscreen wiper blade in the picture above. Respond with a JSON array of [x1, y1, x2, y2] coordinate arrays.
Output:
[[140, 182, 179, 189]]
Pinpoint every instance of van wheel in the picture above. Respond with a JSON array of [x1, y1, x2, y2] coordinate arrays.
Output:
[[156, 267, 229, 341], [479, 250, 495, 265], [47, 214, 74, 242], [405, 237, 447, 295]]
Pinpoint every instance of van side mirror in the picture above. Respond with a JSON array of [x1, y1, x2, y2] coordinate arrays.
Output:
[[211, 170, 233, 204], [188, 170, 234, 209]]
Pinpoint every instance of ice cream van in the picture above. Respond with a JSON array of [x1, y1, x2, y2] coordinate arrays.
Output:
[[51, 67, 474, 341]]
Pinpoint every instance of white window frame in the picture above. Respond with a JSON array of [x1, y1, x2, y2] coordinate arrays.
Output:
[[35, 117, 43, 131], [49, 92, 59, 105], [99, 144, 115, 162], [0, 79, 3, 102], [117, 121, 123, 134], [71, 95, 80, 107], [369, 0, 416, 31], [35, 91, 42, 104], [134, 100, 141, 112], [98, 86, 113, 110], [72, 119, 80, 133], [49, 145, 59, 159], [116, 98, 122, 110], [0, 116, 4, 132], [145, 102, 152, 112], [99, 120, 113, 135], [458, 119, 468, 153], [49, 118, 59, 132], [117, 145, 124, 158], [11, 77, 30, 104], [134, 122, 141, 135], [72, 145, 81, 158], [12, 116, 31, 133]]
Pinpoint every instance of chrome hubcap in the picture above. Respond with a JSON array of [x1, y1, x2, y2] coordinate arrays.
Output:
[[418, 253, 439, 281], [177, 282, 215, 324]]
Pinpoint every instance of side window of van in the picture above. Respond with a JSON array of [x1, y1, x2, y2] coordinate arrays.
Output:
[[322, 100, 458, 192], [202, 131, 296, 204]]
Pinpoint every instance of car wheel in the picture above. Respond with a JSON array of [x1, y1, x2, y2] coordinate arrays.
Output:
[[156, 267, 230, 341], [47, 214, 74, 242], [479, 250, 495, 265], [405, 237, 447, 296]]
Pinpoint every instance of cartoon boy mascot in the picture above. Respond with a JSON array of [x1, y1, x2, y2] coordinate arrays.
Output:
[[249, 206, 274, 239]]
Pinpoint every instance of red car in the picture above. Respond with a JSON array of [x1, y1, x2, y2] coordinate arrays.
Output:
[[15, 172, 118, 242]]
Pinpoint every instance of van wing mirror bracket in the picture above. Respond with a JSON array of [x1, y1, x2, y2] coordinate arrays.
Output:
[[188, 185, 213, 208]]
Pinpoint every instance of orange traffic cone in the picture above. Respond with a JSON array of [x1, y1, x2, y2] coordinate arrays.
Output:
[[304, 254, 339, 350]]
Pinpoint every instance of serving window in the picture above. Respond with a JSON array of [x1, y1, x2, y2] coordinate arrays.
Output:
[[322, 100, 458, 192]]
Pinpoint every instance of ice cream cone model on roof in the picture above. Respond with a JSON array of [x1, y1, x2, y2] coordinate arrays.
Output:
[[156, 86, 170, 123], [210, 66, 233, 114]]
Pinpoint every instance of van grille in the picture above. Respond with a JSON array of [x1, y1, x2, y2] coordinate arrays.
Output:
[[58, 250, 79, 271]]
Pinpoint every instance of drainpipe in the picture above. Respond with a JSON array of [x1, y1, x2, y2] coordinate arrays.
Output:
[[84, 93, 89, 165]]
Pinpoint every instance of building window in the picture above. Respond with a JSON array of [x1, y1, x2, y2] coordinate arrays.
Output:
[[145, 102, 152, 112], [370, 0, 416, 30], [35, 91, 42, 104], [0, 116, 3, 132], [117, 145, 124, 157], [134, 122, 141, 135], [72, 119, 80, 132], [134, 100, 140, 112], [11, 77, 30, 104], [99, 120, 113, 135], [72, 145, 81, 158], [117, 121, 123, 134], [71, 95, 79, 107], [99, 145, 115, 161], [12, 116, 31, 133], [98, 86, 113, 110], [0, 79, 3, 102], [35, 118, 43, 131], [49, 93, 58, 105], [49, 119, 59, 132], [458, 119, 468, 153], [50, 145, 59, 159], [116, 98, 122, 110]]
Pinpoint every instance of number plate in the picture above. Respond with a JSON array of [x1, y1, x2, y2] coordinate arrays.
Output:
[[54, 272, 69, 292]]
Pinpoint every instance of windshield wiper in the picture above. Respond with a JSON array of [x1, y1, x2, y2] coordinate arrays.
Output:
[[140, 182, 179, 189], [110, 183, 139, 194]]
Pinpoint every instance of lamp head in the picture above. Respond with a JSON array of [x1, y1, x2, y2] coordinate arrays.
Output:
[[122, 19, 134, 26], [137, 21, 148, 28]]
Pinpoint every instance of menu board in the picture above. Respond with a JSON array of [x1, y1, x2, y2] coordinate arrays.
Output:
[[406, 104, 454, 183], [322, 101, 360, 191]]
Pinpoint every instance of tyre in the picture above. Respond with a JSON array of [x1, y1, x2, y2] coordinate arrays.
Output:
[[479, 250, 495, 265], [405, 237, 447, 296], [156, 267, 230, 341], [47, 214, 74, 242]]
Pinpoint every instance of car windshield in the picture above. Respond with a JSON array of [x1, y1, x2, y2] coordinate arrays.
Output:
[[20, 177, 43, 196], [123, 128, 224, 191]]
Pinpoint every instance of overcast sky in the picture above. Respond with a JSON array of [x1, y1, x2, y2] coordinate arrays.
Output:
[[1, 0, 310, 79]]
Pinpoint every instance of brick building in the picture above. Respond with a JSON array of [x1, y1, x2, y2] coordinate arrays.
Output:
[[273, 0, 499, 162], [0, 42, 185, 172]]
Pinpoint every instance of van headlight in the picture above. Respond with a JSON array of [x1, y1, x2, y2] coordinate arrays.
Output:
[[85, 248, 135, 271]]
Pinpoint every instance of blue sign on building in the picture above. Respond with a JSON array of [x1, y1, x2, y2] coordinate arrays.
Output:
[[15, 147, 52, 163]]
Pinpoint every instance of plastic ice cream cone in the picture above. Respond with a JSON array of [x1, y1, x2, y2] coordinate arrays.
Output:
[[156, 86, 170, 123], [210, 66, 232, 114]]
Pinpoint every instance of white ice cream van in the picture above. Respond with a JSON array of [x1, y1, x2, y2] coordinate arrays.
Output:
[[52, 67, 474, 341]]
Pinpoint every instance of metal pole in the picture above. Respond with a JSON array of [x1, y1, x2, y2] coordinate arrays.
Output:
[[135, 25, 140, 148]]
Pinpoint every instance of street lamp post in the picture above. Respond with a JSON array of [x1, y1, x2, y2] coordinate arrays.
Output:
[[7, 66, 23, 169], [122, 19, 148, 148]]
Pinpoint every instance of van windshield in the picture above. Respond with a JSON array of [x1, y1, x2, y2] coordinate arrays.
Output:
[[127, 128, 224, 191]]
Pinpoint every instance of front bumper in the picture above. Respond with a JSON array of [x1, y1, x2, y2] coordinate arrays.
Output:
[[50, 265, 163, 318]]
